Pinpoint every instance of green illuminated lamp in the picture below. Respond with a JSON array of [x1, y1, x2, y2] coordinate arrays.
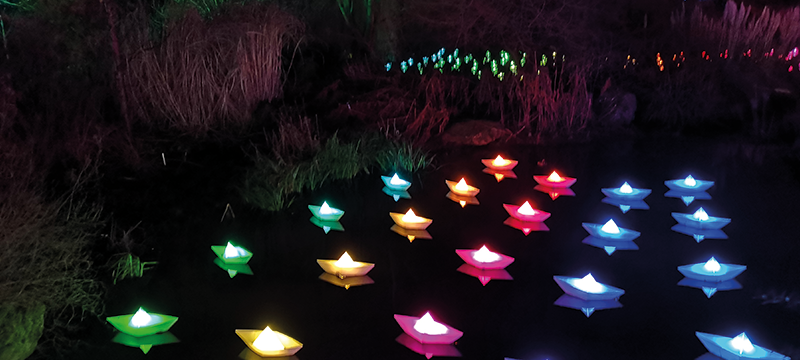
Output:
[[213, 258, 254, 278], [111, 332, 179, 354], [309, 216, 345, 233], [308, 201, 344, 222], [211, 242, 254, 265], [106, 308, 178, 338]]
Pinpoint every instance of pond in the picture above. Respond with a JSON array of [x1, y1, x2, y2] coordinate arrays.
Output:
[[83, 135, 800, 360]]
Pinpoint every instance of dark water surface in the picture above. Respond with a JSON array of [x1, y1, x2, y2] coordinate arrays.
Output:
[[83, 135, 800, 360]]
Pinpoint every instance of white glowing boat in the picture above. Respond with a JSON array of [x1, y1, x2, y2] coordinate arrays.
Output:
[[671, 224, 728, 243], [672, 208, 730, 230], [553, 294, 623, 317], [601, 182, 652, 200], [534, 171, 576, 188], [582, 220, 640, 241], [503, 202, 551, 222], [455, 245, 514, 270], [317, 252, 375, 278], [553, 274, 625, 301], [235, 327, 303, 357], [678, 257, 746, 282], [308, 201, 344, 222], [381, 173, 412, 191], [394, 313, 463, 345], [582, 236, 639, 255], [665, 175, 714, 191], [601, 197, 650, 213], [390, 209, 432, 230], [481, 155, 518, 171], [696, 332, 790, 360], [445, 179, 480, 197]]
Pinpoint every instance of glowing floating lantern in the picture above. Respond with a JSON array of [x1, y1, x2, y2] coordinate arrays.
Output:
[[665, 189, 712, 206], [213, 258, 253, 278], [111, 332, 179, 354], [211, 242, 253, 265], [672, 207, 731, 230], [678, 277, 742, 298], [381, 173, 412, 191], [390, 209, 433, 230], [317, 252, 375, 278], [554, 274, 625, 301], [554, 294, 623, 317], [395, 333, 461, 358], [582, 219, 640, 241], [534, 184, 576, 200], [308, 201, 344, 222], [446, 191, 479, 208], [534, 171, 576, 188], [503, 217, 549, 235], [236, 326, 303, 357], [601, 197, 650, 213], [445, 178, 480, 197], [318, 273, 374, 289], [671, 224, 728, 243], [456, 263, 513, 286], [678, 257, 746, 282], [309, 216, 344, 234], [394, 312, 463, 344], [582, 236, 639, 256], [481, 155, 518, 171], [382, 186, 411, 202], [106, 308, 179, 338], [665, 175, 714, 191], [455, 245, 514, 270], [601, 182, 651, 200], [503, 201, 551, 222], [482, 167, 517, 182], [390, 224, 432, 242], [696, 331, 789, 360]]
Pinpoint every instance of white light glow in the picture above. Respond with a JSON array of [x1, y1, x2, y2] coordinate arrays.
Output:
[[402, 209, 425, 223], [492, 155, 511, 167], [130, 308, 152, 328], [693, 207, 709, 221], [703, 257, 721, 272], [601, 220, 620, 234], [684, 175, 696, 187], [573, 274, 606, 294], [224, 242, 245, 258], [253, 327, 285, 351], [455, 178, 470, 191], [390, 174, 408, 186], [619, 182, 633, 193], [413, 313, 448, 335], [517, 201, 537, 215], [730, 333, 754, 354], [320, 202, 336, 215], [334, 252, 358, 268], [547, 171, 564, 182], [473, 245, 500, 263]]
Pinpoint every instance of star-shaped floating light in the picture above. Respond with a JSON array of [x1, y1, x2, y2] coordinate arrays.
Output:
[[481, 155, 518, 171], [678, 256, 746, 283], [553, 294, 623, 318], [445, 178, 480, 197], [696, 331, 789, 359], [308, 201, 344, 222], [390, 209, 433, 230], [381, 173, 412, 191], [235, 326, 303, 358], [503, 201, 551, 222], [582, 219, 640, 241], [107, 308, 179, 338], [582, 236, 639, 255], [601, 182, 652, 200], [394, 312, 463, 345], [554, 274, 625, 301], [665, 175, 714, 191], [455, 245, 514, 270], [534, 171, 576, 188], [317, 251, 375, 279], [211, 242, 254, 265], [672, 207, 731, 230]]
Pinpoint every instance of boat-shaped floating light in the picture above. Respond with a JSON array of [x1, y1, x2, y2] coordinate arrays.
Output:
[[318, 273, 374, 289], [106, 308, 179, 338], [665, 175, 714, 191], [455, 245, 514, 270], [396, 333, 462, 359], [390, 209, 433, 230], [582, 236, 639, 255], [678, 257, 746, 282], [503, 201, 551, 222], [534, 171, 577, 188], [111, 332, 179, 354], [446, 191, 480, 208], [235, 326, 303, 358], [534, 184, 576, 200], [679, 277, 742, 298], [601, 182, 652, 200], [308, 201, 344, 222], [317, 252, 375, 278], [503, 217, 549, 235], [213, 258, 254, 278], [390, 224, 432, 242], [601, 197, 650, 213], [211, 242, 254, 265], [671, 224, 728, 243], [481, 155, 518, 171], [309, 216, 344, 234], [382, 186, 411, 202], [445, 178, 480, 197], [456, 263, 513, 286], [582, 219, 640, 241], [665, 189, 712, 206], [482, 167, 517, 182], [672, 207, 731, 230], [696, 331, 790, 360], [554, 294, 623, 317], [554, 274, 625, 301], [394, 313, 463, 345], [382, 173, 412, 191]]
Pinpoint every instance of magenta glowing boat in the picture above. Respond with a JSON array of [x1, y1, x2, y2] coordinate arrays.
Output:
[[503, 202, 551, 222], [455, 245, 514, 270], [533, 171, 576, 188], [394, 313, 463, 345]]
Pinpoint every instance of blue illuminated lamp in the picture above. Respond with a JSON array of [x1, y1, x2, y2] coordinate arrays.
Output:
[[553, 274, 625, 301], [672, 207, 731, 230], [582, 219, 640, 241], [665, 189, 712, 206], [211, 242, 253, 265], [696, 332, 790, 360], [308, 201, 344, 222], [601, 197, 650, 213], [107, 308, 178, 338], [601, 182, 652, 200], [678, 257, 746, 282], [381, 173, 411, 191], [554, 294, 623, 317], [678, 277, 742, 298], [665, 175, 714, 191], [582, 236, 639, 255]]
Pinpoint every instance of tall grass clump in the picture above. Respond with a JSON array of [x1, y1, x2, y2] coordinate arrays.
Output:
[[119, 4, 304, 136]]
